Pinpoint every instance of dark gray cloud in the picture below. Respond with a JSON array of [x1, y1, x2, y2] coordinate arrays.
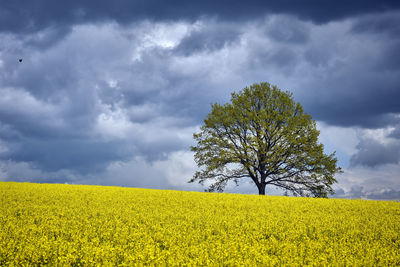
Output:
[[367, 189, 400, 200], [349, 125, 400, 170], [389, 125, 400, 139], [351, 12, 400, 74], [305, 100, 400, 129], [265, 16, 310, 44], [350, 138, 400, 167], [351, 11, 400, 36], [4, 139, 131, 173], [332, 188, 346, 198], [1, 0, 399, 34], [294, 20, 400, 128], [333, 185, 400, 200], [348, 185, 365, 199], [173, 22, 241, 56]]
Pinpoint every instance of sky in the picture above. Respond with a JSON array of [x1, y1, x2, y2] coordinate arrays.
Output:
[[1, 0, 400, 199]]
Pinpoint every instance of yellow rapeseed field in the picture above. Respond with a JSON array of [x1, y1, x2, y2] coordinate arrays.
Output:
[[0, 182, 399, 266]]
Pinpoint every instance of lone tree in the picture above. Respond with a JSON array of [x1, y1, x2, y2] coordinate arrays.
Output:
[[189, 82, 342, 197]]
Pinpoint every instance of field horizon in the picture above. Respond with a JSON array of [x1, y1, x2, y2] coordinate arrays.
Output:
[[4, 181, 399, 202]]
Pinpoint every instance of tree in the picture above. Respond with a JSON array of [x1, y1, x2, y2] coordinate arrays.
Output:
[[189, 82, 342, 197]]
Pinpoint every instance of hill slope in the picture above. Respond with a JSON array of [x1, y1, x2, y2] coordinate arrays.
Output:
[[1, 182, 399, 265]]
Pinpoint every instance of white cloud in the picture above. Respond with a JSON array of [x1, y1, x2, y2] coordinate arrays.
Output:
[[141, 21, 191, 49], [358, 127, 398, 145], [0, 87, 56, 118], [317, 121, 358, 155], [153, 150, 197, 187], [95, 107, 134, 140], [335, 164, 400, 199]]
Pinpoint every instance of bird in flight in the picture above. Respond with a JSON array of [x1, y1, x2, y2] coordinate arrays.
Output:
[[19, 59, 22, 62]]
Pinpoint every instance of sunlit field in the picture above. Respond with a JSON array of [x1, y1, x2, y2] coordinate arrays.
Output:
[[1, 182, 399, 265]]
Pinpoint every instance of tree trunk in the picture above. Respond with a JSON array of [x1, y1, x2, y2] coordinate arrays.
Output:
[[257, 183, 266, 195]]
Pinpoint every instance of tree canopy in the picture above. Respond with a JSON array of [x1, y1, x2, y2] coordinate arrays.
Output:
[[189, 82, 342, 197]]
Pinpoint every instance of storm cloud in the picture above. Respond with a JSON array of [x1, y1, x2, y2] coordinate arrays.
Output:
[[1, 1, 400, 198], [350, 138, 400, 167], [2, 0, 400, 34]]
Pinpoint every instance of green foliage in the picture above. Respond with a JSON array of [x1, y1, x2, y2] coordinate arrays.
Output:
[[190, 82, 342, 196]]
